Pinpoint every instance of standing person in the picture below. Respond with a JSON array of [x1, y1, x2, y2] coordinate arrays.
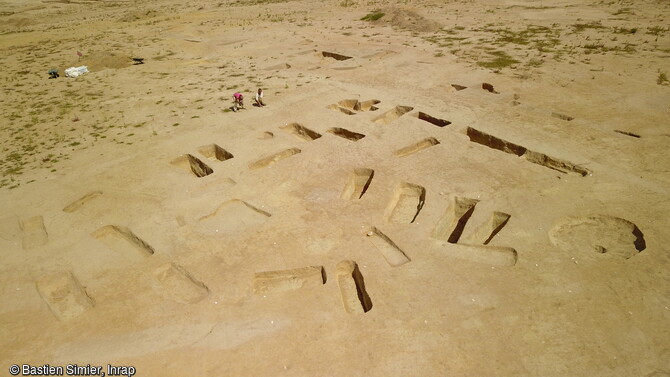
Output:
[[233, 92, 244, 112], [255, 88, 266, 107]]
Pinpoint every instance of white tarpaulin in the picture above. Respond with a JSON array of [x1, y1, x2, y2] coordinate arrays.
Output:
[[64, 66, 89, 78]]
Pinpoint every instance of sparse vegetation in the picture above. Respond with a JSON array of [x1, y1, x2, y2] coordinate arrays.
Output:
[[232, 0, 290, 5], [572, 21, 605, 32], [613, 8, 634, 16], [0, 0, 664, 192], [613, 27, 637, 34], [647, 26, 668, 36], [477, 50, 519, 69], [582, 42, 636, 54], [361, 11, 385, 21]]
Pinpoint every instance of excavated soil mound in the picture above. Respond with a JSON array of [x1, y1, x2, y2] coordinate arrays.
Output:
[[374, 8, 442, 33], [66, 51, 133, 72]]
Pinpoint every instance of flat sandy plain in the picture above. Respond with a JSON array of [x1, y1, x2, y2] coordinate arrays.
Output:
[[1, 0, 669, 375]]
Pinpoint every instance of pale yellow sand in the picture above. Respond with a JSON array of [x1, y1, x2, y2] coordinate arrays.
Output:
[[1, 0, 669, 375]]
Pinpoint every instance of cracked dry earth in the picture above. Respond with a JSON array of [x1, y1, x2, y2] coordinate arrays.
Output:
[[1, 0, 670, 376]]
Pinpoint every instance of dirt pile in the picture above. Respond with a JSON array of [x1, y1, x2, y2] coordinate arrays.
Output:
[[367, 7, 442, 33], [66, 51, 133, 71]]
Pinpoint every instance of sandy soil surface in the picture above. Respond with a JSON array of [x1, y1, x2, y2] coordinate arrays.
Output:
[[1, 0, 670, 375]]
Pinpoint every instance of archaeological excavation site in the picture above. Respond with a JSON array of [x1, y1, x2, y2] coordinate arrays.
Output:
[[1, 0, 669, 375]]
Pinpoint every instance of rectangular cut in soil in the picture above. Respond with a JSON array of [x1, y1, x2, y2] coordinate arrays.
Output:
[[551, 112, 574, 121], [36, 272, 94, 321], [368, 227, 410, 267], [394, 137, 440, 157], [466, 127, 527, 156], [523, 150, 590, 176], [336, 107, 356, 115], [465, 211, 511, 245], [152, 263, 209, 304], [253, 266, 325, 295], [341, 168, 374, 200], [373, 105, 414, 125], [337, 99, 359, 110], [248, 148, 301, 169], [327, 104, 356, 115], [322, 51, 353, 60], [482, 83, 498, 93], [170, 154, 213, 178], [384, 182, 426, 223], [280, 123, 322, 141], [91, 225, 155, 257], [433, 242, 517, 266], [20, 216, 48, 250], [198, 144, 234, 161], [328, 99, 379, 114], [433, 196, 479, 242], [357, 99, 380, 111], [415, 112, 451, 127], [328, 127, 366, 141], [63, 191, 102, 213], [466, 127, 590, 176], [614, 130, 641, 138], [335, 260, 372, 314]]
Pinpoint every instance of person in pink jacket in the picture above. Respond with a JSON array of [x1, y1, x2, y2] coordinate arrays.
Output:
[[233, 92, 244, 112]]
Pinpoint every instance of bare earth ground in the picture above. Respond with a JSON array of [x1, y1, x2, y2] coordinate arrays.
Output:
[[1, 0, 670, 375]]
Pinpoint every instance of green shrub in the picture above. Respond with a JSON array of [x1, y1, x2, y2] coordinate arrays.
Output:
[[361, 11, 384, 21]]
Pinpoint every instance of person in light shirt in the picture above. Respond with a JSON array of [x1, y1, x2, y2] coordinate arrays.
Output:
[[255, 88, 266, 107]]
